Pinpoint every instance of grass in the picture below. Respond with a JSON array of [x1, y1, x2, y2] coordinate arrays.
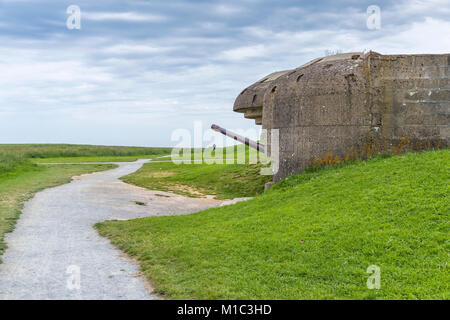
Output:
[[30, 145, 254, 164], [170, 145, 262, 161], [14, 144, 261, 166], [31, 155, 154, 163], [95, 149, 449, 299], [0, 159, 116, 262], [0, 142, 167, 263], [9, 145, 258, 164], [0, 144, 171, 160], [121, 144, 270, 199], [0, 154, 34, 176], [121, 161, 272, 199]]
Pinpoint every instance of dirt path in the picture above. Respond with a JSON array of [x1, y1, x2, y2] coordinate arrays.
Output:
[[0, 160, 227, 300]]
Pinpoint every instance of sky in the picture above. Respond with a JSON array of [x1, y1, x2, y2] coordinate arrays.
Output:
[[0, 0, 449, 147]]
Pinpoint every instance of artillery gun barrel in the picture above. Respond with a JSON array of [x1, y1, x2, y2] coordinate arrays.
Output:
[[211, 124, 265, 153]]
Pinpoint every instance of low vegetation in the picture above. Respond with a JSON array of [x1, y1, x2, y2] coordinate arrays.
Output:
[[0, 144, 171, 160], [170, 145, 262, 162], [121, 144, 270, 199], [121, 161, 272, 199], [31, 156, 154, 163], [96, 149, 449, 299], [0, 154, 35, 177]]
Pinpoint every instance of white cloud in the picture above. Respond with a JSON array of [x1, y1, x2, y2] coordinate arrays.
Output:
[[213, 4, 243, 16], [83, 12, 168, 22], [366, 17, 450, 54], [1, 0, 449, 146], [217, 44, 267, 61], [102, 43, 177, 55], [389, 0, 450, 17]]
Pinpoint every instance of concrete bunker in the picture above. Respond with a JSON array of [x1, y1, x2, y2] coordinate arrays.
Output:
[[233, 51, 449, 183]]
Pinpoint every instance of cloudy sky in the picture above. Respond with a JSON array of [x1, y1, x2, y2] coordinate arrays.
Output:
[[0, 0, 449, 147]]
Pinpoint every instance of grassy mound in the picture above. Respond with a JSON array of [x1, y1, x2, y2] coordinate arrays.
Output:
[[96, 150, 449, 299], [121, 145, 270, 199], [121, 161, 272, 199]]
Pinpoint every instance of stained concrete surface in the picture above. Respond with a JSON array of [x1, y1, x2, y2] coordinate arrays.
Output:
[[234, 52, 449, 182]]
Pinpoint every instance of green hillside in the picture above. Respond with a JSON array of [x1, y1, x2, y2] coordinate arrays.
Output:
[[96, 150, 449, 299]]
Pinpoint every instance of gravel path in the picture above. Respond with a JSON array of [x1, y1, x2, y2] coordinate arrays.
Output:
[[0, 160, 229, 300]]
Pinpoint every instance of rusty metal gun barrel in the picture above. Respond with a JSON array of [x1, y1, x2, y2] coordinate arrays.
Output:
[[211, 124, 265, 153]]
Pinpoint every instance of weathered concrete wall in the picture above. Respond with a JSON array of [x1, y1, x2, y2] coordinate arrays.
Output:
[[234, 52, 449, 182]]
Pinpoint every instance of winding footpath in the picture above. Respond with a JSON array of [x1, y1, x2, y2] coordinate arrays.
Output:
[[0, 160, 228, 300]]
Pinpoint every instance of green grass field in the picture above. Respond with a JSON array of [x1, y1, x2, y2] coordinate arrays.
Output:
[[121, 144, 270, 199], [11, 145, 258, 164], [0, 159, 116, 262], [121, 161, 272, 199], [0, 144, 171, 160], [96, 150, 450, 299], [31, 156, 153, 163], [169, 145, 263, 162]]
